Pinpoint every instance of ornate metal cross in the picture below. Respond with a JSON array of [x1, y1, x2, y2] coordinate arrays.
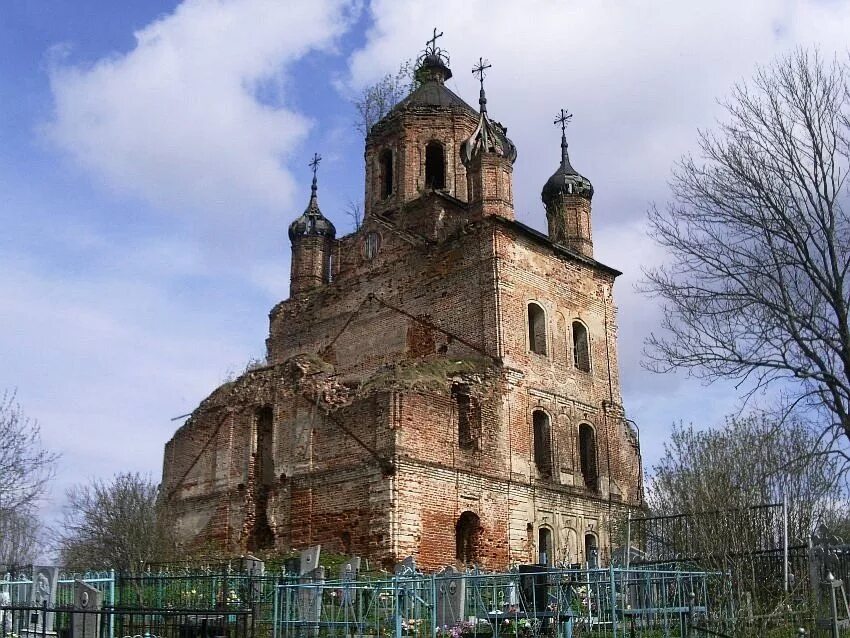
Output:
[[554, 108, 573, 135], [309, 152, 322, 179], [472, 57, 492, 89], [426, 28, 443, 53]]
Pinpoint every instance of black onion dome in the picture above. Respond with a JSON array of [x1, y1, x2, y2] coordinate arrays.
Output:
[[541, 134, 593, 202], [461, 85, 517, 165], [414, 50, 453, 84], [288, 175, 336, 241]]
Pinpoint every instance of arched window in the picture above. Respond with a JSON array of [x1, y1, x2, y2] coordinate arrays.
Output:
[[425, 141, 446, 189], [455, 511, 481, 564], [572, 321, 590, 371], [584, 533, 599, 568], [579, 423, 598, 490], [538, 527, 553, 566], [453, 383, 481, 449], [533, 410, 552, 478], [379, 149, 393, 199], [528, 303, 547, 355]]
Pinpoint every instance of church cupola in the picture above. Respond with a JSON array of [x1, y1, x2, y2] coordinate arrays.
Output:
[[289, 153, 335, 295], [461, 57, 517, 221], [542, 109, 594, 257]]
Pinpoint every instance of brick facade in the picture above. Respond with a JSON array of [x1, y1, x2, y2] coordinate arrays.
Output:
[[161, 50, 643, 570]]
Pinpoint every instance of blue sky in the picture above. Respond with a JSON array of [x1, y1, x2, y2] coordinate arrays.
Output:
[[2, 0, 849, 530]]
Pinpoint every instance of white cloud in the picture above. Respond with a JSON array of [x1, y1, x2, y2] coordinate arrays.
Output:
[[345, 0, 850, 455], [0, 234, 263, 516], [47, 0, 357, 230]]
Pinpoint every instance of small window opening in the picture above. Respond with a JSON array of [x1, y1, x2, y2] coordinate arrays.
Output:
[[248, 406, 275, 551], [538, 527, 553, 566], [528, 303, 547, 355], [380, 149, 393, 199], [425, 141, 446, 189], [363, 231, 381, 260], [455, 511, 481, 564], [585, 533, 599, 568], [573, 321, 590, 371], [533, 410, 552, 478], [579, 423, 598, 490], [453, 384, 481, 450]]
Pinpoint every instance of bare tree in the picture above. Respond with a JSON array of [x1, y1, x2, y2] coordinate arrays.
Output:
[[0, 390, 56, 563], [56, 473, 174, 573], [345, 199, 362, 231], [643, 50, 850, 447], [648, 415, 846, 543], [0, 510, 40, 567], [353, 60, 415, 136], [640, 414, 848, 629]]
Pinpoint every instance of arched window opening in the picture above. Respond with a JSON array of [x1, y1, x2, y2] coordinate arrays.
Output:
[[248, 406, 275, 551], [456, 511, 481, 564], [572, 321, 590, 371], [341, 531, 352, 554], [380, 149, 393, 199], [584, 533, 599, 568], [579, 424, 598, 490], [453, 383, 481, 450], [528, 303, 547, 355], [533, 410, 552, 478], [425, 141, 446, 189], [538, 527, 553, 566]]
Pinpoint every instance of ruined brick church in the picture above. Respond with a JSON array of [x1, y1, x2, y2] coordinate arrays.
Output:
[[161, 36, 643, 571]]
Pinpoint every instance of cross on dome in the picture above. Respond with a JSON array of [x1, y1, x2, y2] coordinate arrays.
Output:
[[309, 153, 322, 180], [472, 57, 491, 87], [472, 57, 492, 113], [425, 27, 444, 56], [554, 109, 573, 135]]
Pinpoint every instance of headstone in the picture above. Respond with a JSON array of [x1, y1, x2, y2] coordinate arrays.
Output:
[[297, 566, 325, 638], [30, 566, 59, 633], [393, 556, 416, 576], [518, 564, 549, 612], [435, 566, 466, 628], [299, 545, 321, 576], [242, 555, 265, 577], [72, 580, 103, 638], [243, 555, 265, 603], [1, 588, 11, 634], [338, 557, 361, 605]]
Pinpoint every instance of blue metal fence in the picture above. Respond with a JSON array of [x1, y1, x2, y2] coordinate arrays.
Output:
[[271, 566, 727, 638]]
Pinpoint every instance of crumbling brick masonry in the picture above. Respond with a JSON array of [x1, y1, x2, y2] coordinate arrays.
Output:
[[161, 44, 643, 571]]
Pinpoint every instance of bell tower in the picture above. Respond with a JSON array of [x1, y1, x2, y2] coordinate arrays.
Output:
[[363, 30, 479, 219], [541, 109, 594, 257]]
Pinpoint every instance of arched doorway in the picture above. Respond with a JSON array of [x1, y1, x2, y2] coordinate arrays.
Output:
[[455, 511, 481, 564], [538, 527, 553, 566], [584, 533, 599, 568]]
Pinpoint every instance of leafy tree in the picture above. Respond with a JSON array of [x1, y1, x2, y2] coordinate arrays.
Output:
[[352, 60, 415, 136], [56, 472, 174, 573], [643, 50, 850, 448], [0, 390, 56, 565]]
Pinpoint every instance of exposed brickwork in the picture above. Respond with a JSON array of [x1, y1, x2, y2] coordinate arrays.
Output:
[[162, 55, 643, 571]]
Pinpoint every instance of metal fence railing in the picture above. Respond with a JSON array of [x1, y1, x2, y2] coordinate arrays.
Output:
[[272, 565, 726, 638], [0, 603, 254, 638]]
